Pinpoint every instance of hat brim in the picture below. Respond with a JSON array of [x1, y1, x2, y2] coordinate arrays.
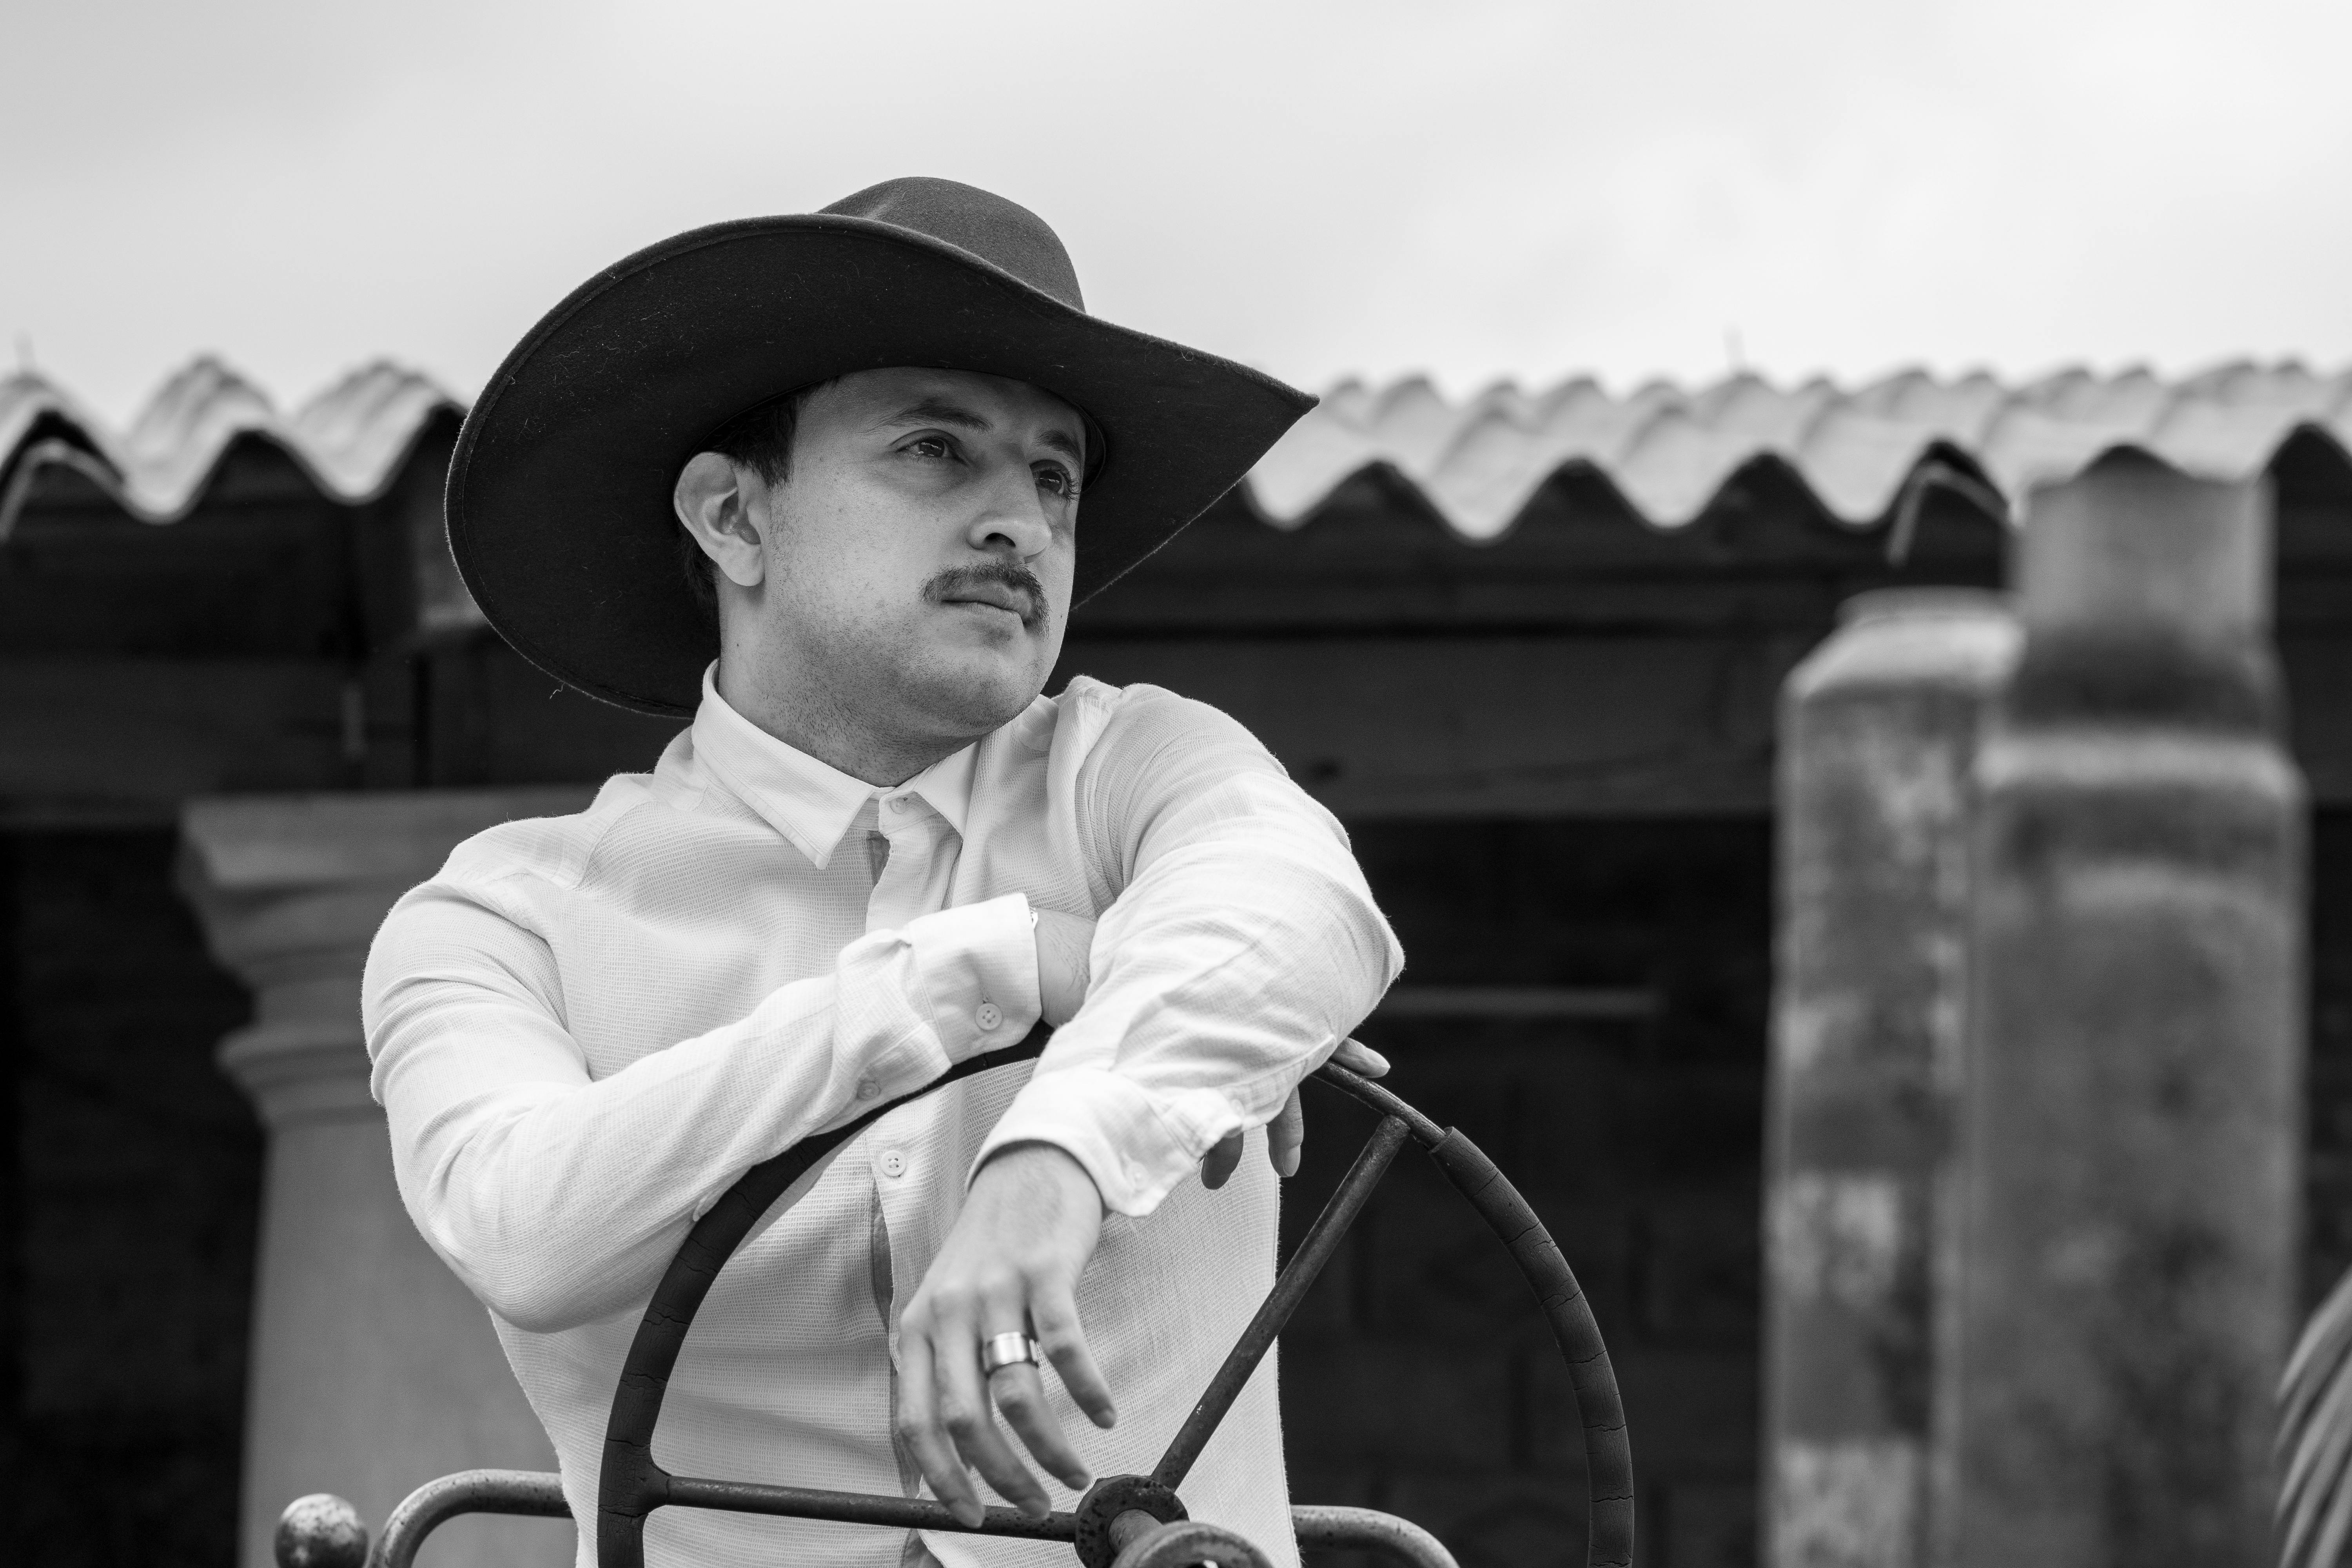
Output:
[[446, 213, 1314, 717]]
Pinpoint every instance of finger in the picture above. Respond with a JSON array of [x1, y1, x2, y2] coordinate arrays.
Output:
[[1034, 1280, 1117, 1431], [1267, 1091, 1304, 1178], [941, 1316, 1050, 1519], [895, 1327, 984, 1527], [991, 1359, 1092, 1494], [1332, 1037, 1391, 1079], [1200, 1131, 1243, 1190]]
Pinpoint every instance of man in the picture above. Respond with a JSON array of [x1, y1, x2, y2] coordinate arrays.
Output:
[[364, 177, 1401, 1568]]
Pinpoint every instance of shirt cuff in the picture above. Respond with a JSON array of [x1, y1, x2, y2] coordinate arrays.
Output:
[[974, 1066, 1231, 1216], [909, 892, 1042, 1062]]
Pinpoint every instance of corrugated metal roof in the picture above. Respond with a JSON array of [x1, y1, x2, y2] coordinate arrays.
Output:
[[5, 356, 2348, 544], [0, 357, 460, 530], [1257, 363, 2352, 538]]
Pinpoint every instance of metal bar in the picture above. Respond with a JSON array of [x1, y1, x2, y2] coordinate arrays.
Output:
[[664, 1475, 1078, 1541], [1151, 1112, 1412, 1490], [374, 1470, 570, 1568], [339, 1477, 1467, 1568], [1312, 1060, 1445, 1147], [1108, 1508, 1164, 1555], [1292, 1504, 1461, 1568]]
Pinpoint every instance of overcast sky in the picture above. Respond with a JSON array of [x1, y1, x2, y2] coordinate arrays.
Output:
[[5, 0, 2349, 424]]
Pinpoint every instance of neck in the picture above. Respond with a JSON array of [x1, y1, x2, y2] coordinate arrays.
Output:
[[714, 656, 965, 788]]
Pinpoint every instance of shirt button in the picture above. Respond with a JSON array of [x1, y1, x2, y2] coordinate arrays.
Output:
[[887, 797, 907, 813], [855, 1076, 879, 1101], [975, 1002, 1003, 1032], [879, 1150, 908, 1178]]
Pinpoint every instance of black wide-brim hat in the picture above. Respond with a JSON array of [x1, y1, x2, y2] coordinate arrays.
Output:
[[446, 176, 1316, 717]]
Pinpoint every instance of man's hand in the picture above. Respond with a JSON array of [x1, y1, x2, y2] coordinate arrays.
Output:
[[896, 1141, 1115, 1524], [1201, 1036, 1390, 1189]]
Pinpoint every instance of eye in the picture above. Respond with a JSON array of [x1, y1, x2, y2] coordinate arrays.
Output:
[[1034, 461, 1079, 500], [904, 434, 957, 461]]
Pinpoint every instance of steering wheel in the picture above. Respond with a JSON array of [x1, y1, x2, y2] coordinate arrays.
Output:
[[589, 1024, 1635, 1568]]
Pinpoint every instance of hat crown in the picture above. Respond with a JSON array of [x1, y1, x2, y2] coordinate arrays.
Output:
[[822, 177, 1085, 312]]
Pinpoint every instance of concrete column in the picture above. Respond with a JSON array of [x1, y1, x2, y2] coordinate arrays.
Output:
[[1767, 589, 2019, 1568], [1952, 452, 2303, 1566], [178, 789, 589, 1568]]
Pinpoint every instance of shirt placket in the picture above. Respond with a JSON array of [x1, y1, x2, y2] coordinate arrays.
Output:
[[866, 792, 965, 1360]]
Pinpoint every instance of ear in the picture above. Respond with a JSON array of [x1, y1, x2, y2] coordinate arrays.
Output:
[[673, 452, 769, 588]]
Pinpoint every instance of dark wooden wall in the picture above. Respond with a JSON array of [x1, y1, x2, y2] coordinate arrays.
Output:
[[0, 424, 2022, 820], [2, 831, 258, 1566], [1281, 820, 1773, 1568], [1055, 465, 2007, 818], [9, 422, 2352, 822]]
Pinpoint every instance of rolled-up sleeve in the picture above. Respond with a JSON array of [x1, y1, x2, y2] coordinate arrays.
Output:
[[974, 688, 1402, 1215], [365, 877, 1038, 1334]]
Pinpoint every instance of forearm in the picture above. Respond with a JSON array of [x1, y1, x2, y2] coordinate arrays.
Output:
[[367, 888, 1040, 1331], [982, 771, 1401, 1215]]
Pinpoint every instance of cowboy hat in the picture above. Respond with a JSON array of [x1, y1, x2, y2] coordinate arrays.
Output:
[[445, 176, 1315, 717]]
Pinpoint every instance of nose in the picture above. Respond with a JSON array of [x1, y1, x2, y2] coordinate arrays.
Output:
[[965, 466, 1055, 560]]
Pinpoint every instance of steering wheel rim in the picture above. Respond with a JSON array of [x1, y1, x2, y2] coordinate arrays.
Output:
[[595, 1026, 1635, 1567]]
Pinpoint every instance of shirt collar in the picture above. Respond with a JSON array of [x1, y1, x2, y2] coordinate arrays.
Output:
[[689, 665, 976, 867]]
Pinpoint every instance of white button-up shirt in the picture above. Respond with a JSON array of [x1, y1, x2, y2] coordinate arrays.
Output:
[[363, 671, 1402, 1568]]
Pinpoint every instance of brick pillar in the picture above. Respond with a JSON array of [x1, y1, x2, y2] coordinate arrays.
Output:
[[1952, 452, 2303, 1566], [1767, 588, 2019, 1568], [178, 789, 588, 1568]]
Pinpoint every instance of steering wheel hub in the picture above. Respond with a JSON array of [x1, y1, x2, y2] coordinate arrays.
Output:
[[1073, 1474, 1188, 1568]]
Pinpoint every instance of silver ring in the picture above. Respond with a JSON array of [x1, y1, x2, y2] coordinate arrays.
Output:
[[980, 1331, 1042, 1376]]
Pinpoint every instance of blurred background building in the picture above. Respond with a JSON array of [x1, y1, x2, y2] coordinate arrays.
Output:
[[5, 356, 2350, 1566]]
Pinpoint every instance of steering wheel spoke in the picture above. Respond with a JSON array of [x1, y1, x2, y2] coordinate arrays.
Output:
[[1150, 1111, 1413, 1490]]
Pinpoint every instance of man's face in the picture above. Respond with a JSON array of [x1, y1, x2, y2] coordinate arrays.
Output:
[[726, 367, 1084, 753]]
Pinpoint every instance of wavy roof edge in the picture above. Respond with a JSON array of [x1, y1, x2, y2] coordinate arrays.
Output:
[[0, 357, 463, 531], [6, 356, 2350, 544], [1263, 360, 2352, 538]]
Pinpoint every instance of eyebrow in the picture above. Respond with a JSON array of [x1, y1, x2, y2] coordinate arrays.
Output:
[[880, 396, 1086, 465]]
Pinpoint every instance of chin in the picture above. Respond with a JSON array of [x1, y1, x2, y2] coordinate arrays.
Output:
[[898, 651, 1051, 739]]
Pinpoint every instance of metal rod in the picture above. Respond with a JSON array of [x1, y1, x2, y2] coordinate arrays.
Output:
[[375, 1470, 571, 1568], [664, 1475, 1078, 1541], [1150, 1112, 1412, 1490], [331, 1476, 1466, 1568], [1312, 1061, 1445, 1147], [1108, 1508, 1163, 1554], [1291, 1504, 1461, 1568], [1426, 1127, 1634, 1567]]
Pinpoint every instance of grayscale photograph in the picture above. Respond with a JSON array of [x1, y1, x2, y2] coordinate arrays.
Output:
[[3, 4, 2348, 1567]]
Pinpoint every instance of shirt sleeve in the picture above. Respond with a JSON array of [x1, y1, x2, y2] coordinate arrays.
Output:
[[974, 687, 1403, 1215], [363, 875, 1039, 1334]]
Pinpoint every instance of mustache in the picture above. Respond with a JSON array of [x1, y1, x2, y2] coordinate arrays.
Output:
[[923, 562, 1048, 628]]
